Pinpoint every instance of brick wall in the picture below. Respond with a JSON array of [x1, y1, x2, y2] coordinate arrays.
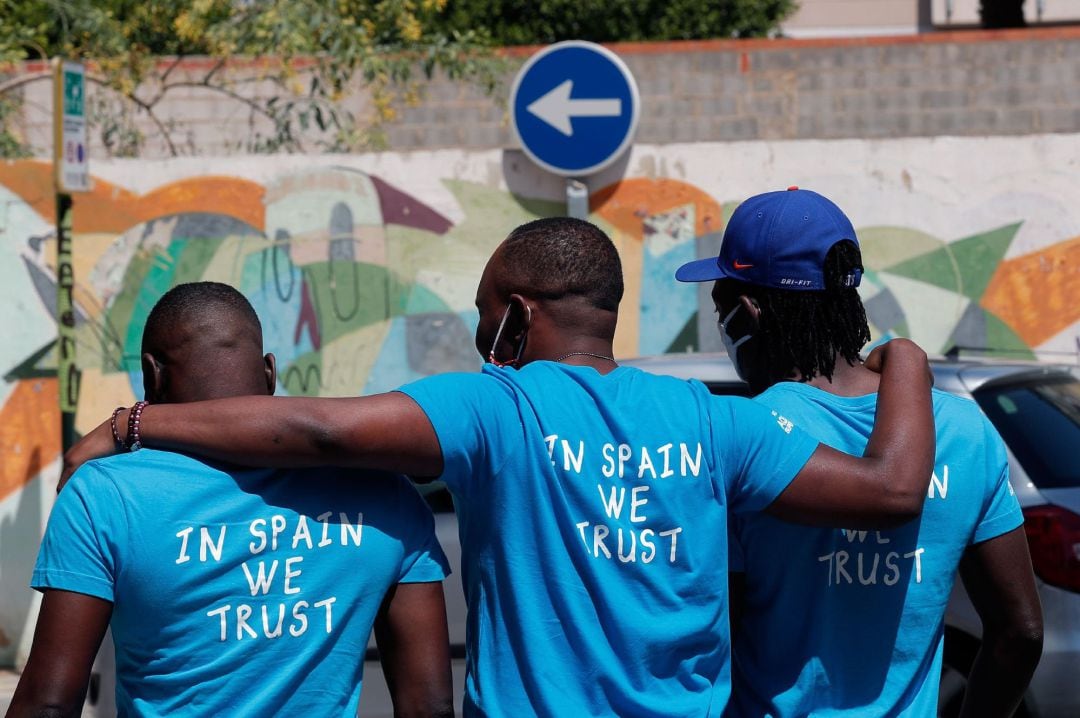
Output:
[[386, 27, 1080, 149], [6, 26, 1080, 157]]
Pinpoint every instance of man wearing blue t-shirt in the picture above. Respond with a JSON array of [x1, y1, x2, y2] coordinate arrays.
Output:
[[63, 219, 938, 717], [676, 188, 1043, 717], [11, 283, 452, 717]]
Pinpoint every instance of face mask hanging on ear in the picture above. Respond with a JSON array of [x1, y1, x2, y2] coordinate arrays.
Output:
[[488, 304, 527, 368], [719, 304, 752, 382]]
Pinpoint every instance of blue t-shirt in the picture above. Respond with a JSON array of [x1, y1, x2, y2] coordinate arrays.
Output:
[[32, 449, 449, 717], [400, 362, 819, 717], [728, 384, 1022, 718]]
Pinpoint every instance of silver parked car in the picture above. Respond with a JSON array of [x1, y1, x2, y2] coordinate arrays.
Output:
[[622, 352, 1080, 718]]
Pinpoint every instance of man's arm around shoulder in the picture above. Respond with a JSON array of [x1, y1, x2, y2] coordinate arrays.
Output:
[[373, 581, 454, 718], [6, 590, 112, 718], [766, 338, 937, 529], [958, 526, 1043, 718]]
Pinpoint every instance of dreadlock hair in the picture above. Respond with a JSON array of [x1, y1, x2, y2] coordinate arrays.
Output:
[[500, 217, 624, 312], [721, 240, 871, 384]]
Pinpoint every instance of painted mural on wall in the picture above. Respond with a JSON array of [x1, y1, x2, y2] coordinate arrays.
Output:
[[3, 160, 1080, 501], [2, 153, 1080, 661]]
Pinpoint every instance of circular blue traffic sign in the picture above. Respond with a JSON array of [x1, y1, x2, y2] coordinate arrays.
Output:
[[510, 41, 640, 177]]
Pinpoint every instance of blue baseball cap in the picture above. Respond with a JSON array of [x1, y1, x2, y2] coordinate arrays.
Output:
[[675, 187, 861, 290]]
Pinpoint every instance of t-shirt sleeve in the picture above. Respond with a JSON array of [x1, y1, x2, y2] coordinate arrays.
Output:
[[31, 464, 121, 602], [972, 422, 1023, 544], [711, 395, 819, 514], [394, 478, 451, 584], [398, 372, 514, 498]]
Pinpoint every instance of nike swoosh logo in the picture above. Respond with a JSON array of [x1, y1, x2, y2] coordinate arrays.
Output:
[[733, 261, 754, 270]]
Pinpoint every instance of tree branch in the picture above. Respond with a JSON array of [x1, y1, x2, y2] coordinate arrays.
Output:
[[125, 93, 179, 157], [0, 71, 51, 96]]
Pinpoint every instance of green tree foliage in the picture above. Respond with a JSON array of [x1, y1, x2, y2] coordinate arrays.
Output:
[[435, 0, 796, 45], [0, 0, 499, 156]]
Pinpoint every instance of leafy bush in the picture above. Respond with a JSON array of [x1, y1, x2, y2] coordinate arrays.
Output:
[[435, 0, 796, 45]]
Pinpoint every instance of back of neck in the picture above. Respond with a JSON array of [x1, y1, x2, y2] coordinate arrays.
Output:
[[805, 357, 881, 397]]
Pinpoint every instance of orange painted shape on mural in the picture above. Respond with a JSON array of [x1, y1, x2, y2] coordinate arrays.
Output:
[[0, 161, 265, 232], [981, 235, 1080, 347], [137, 177, 265, 231], [0, 160, 68, 225], [590, 178, 723, 240], [0, 379, 61, 502]]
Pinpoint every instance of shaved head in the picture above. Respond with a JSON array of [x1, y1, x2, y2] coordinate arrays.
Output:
[[473, 217, 625, 364], [498, 217, 623, 312], [141, 282, 274, 404]]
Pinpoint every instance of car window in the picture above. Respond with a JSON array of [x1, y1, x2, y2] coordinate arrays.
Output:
[[973, 374, 1080, 489]]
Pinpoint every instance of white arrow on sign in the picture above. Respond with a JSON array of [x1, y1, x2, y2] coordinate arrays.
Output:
[[526, 79, 622, 137]]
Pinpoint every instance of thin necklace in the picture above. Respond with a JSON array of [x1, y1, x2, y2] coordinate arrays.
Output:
[[555, 351, 617, 364]]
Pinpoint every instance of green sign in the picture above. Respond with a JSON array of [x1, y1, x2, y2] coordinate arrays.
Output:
[[63, 68, 84, 117]]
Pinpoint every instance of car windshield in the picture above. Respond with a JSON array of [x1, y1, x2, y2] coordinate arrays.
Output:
[[973, 373, 1080, 489]]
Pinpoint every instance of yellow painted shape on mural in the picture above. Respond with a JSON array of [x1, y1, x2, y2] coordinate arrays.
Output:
[[34, 233, 122, 323], [199, 234, 267, 285], [0, 161, 265, 233], [309, 321, 392, 397], [73, 233, 125, 321], [981, 235, 1080, 347], [74, 368, 138, 438], [611, 228, 643, 359], [0, 379, 60, 502]]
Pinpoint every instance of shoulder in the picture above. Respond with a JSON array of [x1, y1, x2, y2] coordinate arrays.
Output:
[[71, 449, 234, 499], [931, 388, 1008, 458], [932, 388, 998, 431], [617, 365, 714, 398], [399, 368, 515, 404], [304, 468, 428, 504]]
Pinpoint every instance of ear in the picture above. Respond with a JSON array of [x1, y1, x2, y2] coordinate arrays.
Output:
[[263, 353, 277, 396], [141, 352, 164, 403], [738, 294, 762, 327], [507, 293, 533, 337]]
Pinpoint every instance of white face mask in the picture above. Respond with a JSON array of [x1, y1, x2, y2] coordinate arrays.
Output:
[[719, 304, 752, 382]]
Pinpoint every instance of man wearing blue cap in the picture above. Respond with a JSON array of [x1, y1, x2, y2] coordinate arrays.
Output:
[[676, 188, 1043, 717]]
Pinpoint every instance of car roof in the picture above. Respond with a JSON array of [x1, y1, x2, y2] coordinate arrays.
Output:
[[620, 352, 1078, 394], [619, 353, 742, 383]]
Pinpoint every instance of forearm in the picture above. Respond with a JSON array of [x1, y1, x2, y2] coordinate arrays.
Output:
[[6, 694, 82, 718], [8, 592, 111, 718], [133, 396, 349, 467], [100, 393, 440, 476], [376, 582, 453, 718], [861, 342, 935, 515], [959, 629, 1042, 718]]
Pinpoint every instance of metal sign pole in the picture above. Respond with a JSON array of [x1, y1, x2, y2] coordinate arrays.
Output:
[[566, 179, 589, 219], [56, 191, 78, 451], [53, 58, 89, 452]]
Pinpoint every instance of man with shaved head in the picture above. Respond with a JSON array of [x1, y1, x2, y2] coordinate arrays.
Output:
[[64, 219, 938, 717], [12, 282, 453, 717]]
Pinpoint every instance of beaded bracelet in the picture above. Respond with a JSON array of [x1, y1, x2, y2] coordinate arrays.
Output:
[[126, 401, 149, 451], [109, 406, 126, 451]]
